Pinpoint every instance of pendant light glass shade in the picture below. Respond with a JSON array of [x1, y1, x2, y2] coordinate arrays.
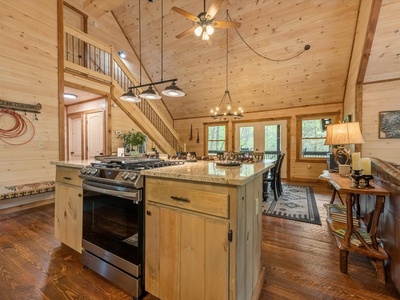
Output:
[[162, 81, 185, 97], [140, 85, 162, 100], [120, 88, 141, 102]]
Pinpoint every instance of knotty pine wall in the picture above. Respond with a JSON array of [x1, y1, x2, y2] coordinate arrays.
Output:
[[362, 80, 400, 164], [175, 103, 343, 181], [0, 0, 58, 186]]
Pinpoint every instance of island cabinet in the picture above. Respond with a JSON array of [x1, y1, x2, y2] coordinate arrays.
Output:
[[54, 165, 83, 253], [144, 169, 266, 300]]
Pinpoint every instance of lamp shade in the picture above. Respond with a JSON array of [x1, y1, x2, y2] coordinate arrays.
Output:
[[140, 86, 162, 100], [162, 82, 185, 97], [120, 88, 141, 102], [324, 122, 365, 145]]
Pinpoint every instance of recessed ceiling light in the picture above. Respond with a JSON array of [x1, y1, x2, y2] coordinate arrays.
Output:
[[64, 93, 77, 99], [118, 51, 126, 59]]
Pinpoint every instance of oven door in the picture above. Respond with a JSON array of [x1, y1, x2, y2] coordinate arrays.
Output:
[[82, 180, 143, 278]]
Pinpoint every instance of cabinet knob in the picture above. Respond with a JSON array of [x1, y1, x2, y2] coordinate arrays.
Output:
[[64, 211, 67, 217], [78, 193, 82, 197], [146, 210, 151, 216]]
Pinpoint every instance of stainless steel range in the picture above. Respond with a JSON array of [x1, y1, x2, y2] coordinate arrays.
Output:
[[79, 157, 184, 299]]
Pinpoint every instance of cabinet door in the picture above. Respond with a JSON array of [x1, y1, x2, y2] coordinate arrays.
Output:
[[54, 182, 83, 253], [145, 204, 229, 300]]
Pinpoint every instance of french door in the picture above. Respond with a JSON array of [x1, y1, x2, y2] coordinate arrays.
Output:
[[235, 120, 287, 178]]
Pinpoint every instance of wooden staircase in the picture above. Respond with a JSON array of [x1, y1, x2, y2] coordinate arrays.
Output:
[[63, 25, 182, 156]]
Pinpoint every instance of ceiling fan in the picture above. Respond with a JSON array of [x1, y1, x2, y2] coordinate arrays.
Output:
[[172, 0, 241, 40]]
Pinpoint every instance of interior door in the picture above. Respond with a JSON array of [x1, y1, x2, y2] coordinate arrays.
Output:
[[235, 120, 287, 178], [86, 111, 104, 159], [68, 115, 82, 159]]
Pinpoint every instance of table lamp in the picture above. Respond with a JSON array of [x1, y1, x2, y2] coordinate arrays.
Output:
[[324, 122, 365, 166]]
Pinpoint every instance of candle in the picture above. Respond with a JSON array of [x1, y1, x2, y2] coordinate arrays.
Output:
[[352, 152, 362, 170], [362, 158, 371, 175]]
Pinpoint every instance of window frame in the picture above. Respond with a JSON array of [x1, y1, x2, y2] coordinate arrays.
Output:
[[296, 113, 340, 162], [205, 122, 228, 155]]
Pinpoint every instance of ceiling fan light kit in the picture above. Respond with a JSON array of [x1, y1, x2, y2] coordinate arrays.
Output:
[[172, 0, 241, 40]]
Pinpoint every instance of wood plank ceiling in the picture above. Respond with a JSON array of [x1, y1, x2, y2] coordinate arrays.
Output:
[[85, 0, 362, 120]]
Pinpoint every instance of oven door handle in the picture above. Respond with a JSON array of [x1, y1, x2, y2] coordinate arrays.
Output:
[[82, 182, 141, 202]]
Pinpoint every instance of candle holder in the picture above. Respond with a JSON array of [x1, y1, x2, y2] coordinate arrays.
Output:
[[351, 170, 363, 188], [363, 175, 375, 189]]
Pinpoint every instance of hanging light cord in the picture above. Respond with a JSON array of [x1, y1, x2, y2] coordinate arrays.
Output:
[[227, 11, 310, 62], [138, 0, 142, 85], [161, 0, 164, 81]]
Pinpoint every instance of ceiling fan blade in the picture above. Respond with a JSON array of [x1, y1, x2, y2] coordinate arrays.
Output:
[[176, 27, 196, 39], [207, 0, 224, 19], [213, 20, 241, 28], [171, 6, 199, 22]]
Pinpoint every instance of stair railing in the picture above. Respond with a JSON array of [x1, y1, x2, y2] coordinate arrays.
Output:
[[64, 25, 183, 154]]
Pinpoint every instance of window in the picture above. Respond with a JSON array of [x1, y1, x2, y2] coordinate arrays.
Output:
[[297, 114, 337, 160], [239, 126, 254, 151], [207, 124, 227, 155]]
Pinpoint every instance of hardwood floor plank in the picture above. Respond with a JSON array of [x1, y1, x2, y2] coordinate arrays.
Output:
[[0, 181, 399, 300]]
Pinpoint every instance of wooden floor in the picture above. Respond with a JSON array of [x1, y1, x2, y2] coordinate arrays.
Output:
[[0, 181, 399, 300]]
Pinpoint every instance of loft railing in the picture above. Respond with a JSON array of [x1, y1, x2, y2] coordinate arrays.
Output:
[[64, 25, 182, 154]]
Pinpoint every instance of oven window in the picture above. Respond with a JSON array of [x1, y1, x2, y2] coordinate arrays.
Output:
[[82, 190, 142, 265]]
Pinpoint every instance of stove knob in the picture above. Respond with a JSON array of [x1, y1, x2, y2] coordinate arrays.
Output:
[[128, 173, 138, 181], [121, 172, 130, 180], [80, 167, 88, 174], [90, 168, 99, 176]]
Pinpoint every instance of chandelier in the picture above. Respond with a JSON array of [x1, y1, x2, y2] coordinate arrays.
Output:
[[211, 12, 243, 120]]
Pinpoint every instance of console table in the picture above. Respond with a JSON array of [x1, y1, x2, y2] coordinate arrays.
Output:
[[320, 171, 390, 283]]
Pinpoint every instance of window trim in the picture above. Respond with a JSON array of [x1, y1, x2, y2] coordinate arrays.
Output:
[[296, 113, 340, 162], [205, 122, 228, 155]]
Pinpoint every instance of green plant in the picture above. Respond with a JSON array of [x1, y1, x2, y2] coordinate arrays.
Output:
[[121, 130, 146, 148]]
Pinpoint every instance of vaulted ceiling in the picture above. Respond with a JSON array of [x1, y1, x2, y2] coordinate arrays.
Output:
[[83, 0, 364, 120]]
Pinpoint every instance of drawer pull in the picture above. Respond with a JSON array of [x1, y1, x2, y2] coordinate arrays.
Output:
[[63, 176, 72, 180], [171, 196, 190, 203]]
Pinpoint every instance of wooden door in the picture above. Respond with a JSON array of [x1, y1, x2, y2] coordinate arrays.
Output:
[[68, 115, 82, 159], [86, 111, 104, 159]]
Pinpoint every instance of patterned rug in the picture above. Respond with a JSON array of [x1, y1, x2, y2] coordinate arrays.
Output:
[[262, 185, 321, 225]]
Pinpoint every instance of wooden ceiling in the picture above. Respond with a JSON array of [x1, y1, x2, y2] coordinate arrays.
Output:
[[83, 0, 363, 120]]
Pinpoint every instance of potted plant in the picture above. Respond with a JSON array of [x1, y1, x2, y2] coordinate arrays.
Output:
[[121, 129, 146, 154]]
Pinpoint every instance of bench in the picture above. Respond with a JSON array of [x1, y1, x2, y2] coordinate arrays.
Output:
[[0, 181, 55, 211]]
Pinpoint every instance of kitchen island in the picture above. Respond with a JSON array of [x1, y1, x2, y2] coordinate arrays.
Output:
[[142, 160, 274, 300]]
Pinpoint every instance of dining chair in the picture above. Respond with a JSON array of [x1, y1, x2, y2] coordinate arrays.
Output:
[[264, 153, 285, 201]]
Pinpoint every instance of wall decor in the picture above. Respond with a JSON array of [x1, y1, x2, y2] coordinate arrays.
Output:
[[379, 110, 400, 139], [189, 124, 193, 140], [196, 128, 200, 143]]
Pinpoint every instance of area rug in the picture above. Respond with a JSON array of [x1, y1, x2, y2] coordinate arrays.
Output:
[[262, 185, 321, 225]]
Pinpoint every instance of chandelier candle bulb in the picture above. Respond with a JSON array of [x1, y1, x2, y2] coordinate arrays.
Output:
[[352, 152, 362, 170], [362, 158, 372, 175]]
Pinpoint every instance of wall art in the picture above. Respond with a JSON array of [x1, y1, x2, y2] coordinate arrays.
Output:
[[379, 110, 400, 139]]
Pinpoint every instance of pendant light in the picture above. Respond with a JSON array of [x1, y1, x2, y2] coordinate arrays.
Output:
[[211, 11, 243, 120], [159, 0, 185, 97], [120, 87, 141, 102], [121, 0, 184, 101]]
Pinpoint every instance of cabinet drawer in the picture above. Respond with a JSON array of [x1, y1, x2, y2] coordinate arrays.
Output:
[[146, 178, 229, 218], [56, 166, 82, 186]]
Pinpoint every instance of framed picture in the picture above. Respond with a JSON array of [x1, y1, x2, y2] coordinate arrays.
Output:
[[379, 110, 400, 139]]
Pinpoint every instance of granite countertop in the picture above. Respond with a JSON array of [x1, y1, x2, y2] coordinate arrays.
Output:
[[51, 160, 98, 169], [141, 160, 275, 186]]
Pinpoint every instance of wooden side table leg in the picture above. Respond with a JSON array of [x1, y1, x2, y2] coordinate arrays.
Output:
[[340, 250, 348, 273], [376, 260, 386, 284]]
